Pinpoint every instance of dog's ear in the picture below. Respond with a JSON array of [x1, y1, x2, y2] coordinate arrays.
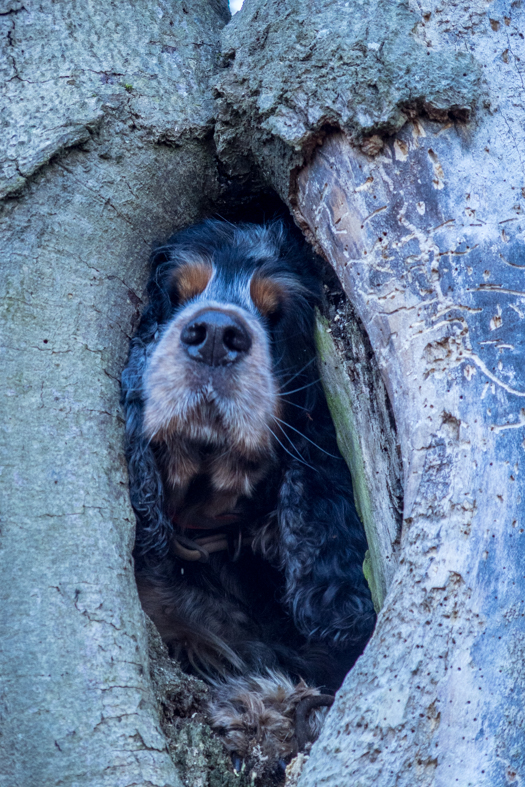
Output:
[[270, 269, 371, 652], [275, 393, 376, 657], [120, 319, 172, 559], [119, 236, 188, 558], [143, 245, 177, 324]]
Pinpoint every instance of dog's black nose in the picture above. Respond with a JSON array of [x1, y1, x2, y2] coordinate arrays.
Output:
[[180, 310, 252, 366]]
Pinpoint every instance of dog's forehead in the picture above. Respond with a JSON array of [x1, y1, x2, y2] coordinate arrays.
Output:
[[213, 239, 277, 274], [204, 268, 251, 309], [196, 242, 291, 308]]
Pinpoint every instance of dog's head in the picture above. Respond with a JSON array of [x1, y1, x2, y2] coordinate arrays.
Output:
[[141, 221, 322, 474]]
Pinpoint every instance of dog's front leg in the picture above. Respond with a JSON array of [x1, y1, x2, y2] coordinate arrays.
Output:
[[277, 458, 376, 664]]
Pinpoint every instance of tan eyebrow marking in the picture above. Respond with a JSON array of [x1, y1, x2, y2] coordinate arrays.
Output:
[[250, 273, 288, 316], [172, 260, 213, 303]]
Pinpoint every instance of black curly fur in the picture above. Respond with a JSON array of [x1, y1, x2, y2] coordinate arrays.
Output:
[[121, 220, 376, 754]]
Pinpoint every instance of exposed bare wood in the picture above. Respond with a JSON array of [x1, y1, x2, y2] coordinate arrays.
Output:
[[294, 116, 525, 785]]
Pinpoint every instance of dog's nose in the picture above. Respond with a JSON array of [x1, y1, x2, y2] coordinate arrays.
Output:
[[180, 310, 252, 366]]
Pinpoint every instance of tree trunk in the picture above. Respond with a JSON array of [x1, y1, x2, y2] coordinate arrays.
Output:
[[216, 1, 525, 784], [4, 0, 525, 785], [0, 2, 228, 786]]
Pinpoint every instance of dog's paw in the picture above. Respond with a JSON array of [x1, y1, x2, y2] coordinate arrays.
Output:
[[207, 670, 331, 774]]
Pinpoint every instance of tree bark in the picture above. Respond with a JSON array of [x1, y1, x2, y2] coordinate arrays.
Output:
[[4, 0, 525, 785], [216, 1, 525, 784], [0, 2, 228, 786], [296, 123, 525, 787]]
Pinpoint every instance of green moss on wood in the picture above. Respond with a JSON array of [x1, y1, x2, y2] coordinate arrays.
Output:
[[315, 314, 383, 612]]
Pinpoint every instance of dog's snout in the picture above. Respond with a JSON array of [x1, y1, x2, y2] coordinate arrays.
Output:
[[180, 310, 252, 366]]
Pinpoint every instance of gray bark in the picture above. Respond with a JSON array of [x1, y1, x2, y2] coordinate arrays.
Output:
[[217, 1, 525, 784], [4, 0, 525, 785], [0, 2, 229, 786]]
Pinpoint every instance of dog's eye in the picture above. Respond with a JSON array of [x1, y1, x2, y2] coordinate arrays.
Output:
[[171, 262, 213, 304], [250, 274, 286, 319]]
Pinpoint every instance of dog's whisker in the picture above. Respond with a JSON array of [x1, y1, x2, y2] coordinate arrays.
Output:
[[278, 378, 322, 397], [272, 415, 341, 459], [278, 359, 316, 387], [280, 399, 310, 412], [279, 357, 317, 391], [271, 419, 317, 470], [265, 424, 317, 471], [272, 418, 307, 459]]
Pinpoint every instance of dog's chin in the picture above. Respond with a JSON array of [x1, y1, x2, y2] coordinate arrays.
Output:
[[188, 366, 245, 405], [143, 380, 275, 459]]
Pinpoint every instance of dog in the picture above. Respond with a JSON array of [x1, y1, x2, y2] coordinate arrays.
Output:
[[121, 219, 376, 776]]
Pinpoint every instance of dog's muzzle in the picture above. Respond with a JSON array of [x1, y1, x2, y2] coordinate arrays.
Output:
[[180, 309, 252, 367]]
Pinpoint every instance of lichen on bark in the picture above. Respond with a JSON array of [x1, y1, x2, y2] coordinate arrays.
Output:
[[214, 0, 481, 195], [0, 0, 229, 199]]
